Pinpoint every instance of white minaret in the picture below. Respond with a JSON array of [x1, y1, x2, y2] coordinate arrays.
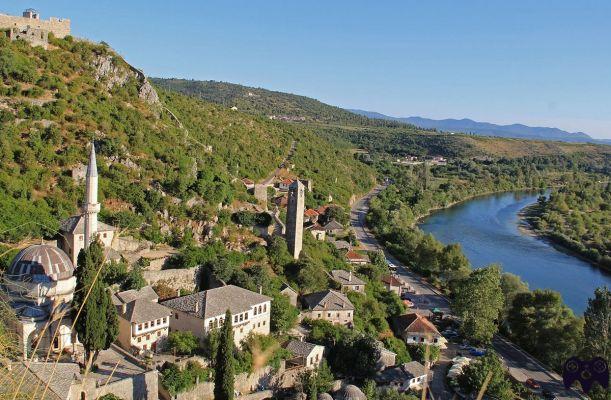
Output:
[[83, 143, 100, 249]]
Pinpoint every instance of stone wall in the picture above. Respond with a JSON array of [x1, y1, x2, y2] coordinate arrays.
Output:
[[0, 13, 71, 38], [95, 369, 159, 400], [144, 267, 200, 293]]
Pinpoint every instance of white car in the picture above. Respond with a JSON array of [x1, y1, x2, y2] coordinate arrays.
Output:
[[387, 261, 397, 270]]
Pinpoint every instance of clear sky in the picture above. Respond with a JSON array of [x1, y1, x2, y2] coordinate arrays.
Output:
[[4, 1, 611, 138]]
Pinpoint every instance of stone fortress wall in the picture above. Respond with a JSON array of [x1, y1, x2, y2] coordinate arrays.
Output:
[[0, 10, 71, 38]]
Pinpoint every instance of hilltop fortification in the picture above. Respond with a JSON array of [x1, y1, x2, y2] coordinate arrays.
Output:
[[0, 8, 70, 48]]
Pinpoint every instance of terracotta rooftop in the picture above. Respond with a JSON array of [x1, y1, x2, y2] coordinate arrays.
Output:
[[345, 250, 369, 261], [382, 275, 402, 287], [304, 209, 319, 217], [393, 313, 441, 336]]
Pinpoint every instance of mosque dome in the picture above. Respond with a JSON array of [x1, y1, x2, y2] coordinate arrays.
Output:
[[6, 245, 75, 282], [335, 385, 366, 400], [319, 394, 333, 400]]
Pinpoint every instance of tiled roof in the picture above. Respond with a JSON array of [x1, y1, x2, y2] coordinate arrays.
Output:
[[120, 299, 171, 324], [345, 250, 369, 261], [393, 313, 441, 336], [382, 275, 402, 287], [280, 282, 297, 295], [59, 215, 116, 234], [323, 220, 344, 231], [304, 209, 319, 217], [113, 285, 159, 304], [302, 290, 354, 311], [316, 205, 329, 214], [285, 340, 320, 357], [21, 362, 81, 399], [402, 361, 427, 379], [161, 285, 271, 320], [281, 178, 294, 185], [329, 239, 351, 250], [330, 270, 365, 286], [242, 178, 254, 185]]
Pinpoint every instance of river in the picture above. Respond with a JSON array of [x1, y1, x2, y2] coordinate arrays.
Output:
[[418, 191, 611, 314]]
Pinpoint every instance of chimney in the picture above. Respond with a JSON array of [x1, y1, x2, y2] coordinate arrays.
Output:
[[194, 300, 199, 314], [349, 270, 352, 282], [259, 285, 263, 295], [121, 303, 126, 314]]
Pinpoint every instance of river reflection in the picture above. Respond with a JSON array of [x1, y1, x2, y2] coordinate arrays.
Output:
[[419, 191, 611, 314]]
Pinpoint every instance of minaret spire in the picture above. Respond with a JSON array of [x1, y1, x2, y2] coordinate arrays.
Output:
[[83, 142, 100, 249]]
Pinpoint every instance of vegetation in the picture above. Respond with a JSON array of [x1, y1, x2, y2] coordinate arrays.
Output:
[[583, 286, 611, 361], [214, 309, 235, 400], [72, 241, 118, 370], [526, 176, 611, 269], [166, 331, 200, 355], [160, 361, 212, 396], [457, 352, 515, 400]]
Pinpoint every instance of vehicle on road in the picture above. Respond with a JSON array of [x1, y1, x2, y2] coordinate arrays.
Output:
[[525, 378, 541, 390], [403, 299, 414, 307], [387, 261, 397, 271], [469, 348, 486, 357], [400, 292, 411, 300]]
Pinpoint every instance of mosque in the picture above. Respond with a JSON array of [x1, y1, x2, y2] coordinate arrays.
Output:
[[2, 144, 117, 358]]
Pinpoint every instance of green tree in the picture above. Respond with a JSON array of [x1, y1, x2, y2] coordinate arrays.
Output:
[[328, 334, 380, 379], [270, 292, 299, 333], [499, 273, 529, 321], [214, 310, 235, 400], [408, 343, 440, 364], [167, 331, 199, 355], [583, 286, 610, 360], [439, 243, 471, 289], [507, 289, 583, 369], [453, 264, 503, 344], [121, 264, 146, 291], [72, 241, 119, 370], [99, 394, 123, 400], [267, 237, 293, 273], [457, 352, 514, 400]]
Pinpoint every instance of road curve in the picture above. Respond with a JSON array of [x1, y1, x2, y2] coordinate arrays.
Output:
[[350, 185, 581, 400]]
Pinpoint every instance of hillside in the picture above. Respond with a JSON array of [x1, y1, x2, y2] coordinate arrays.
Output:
[[0, 36, 374, 243], [151, 78, 402, 127], [350, 109, 609, 144]]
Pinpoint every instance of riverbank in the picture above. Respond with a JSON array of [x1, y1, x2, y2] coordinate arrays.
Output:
[[518, 203, 611, 272]]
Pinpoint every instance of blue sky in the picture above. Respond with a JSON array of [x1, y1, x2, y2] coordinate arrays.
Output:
[[4, 1, 611, 138]]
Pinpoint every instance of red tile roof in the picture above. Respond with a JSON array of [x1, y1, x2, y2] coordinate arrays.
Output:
[[394, 313, 440, 336], [345, 250, 368, 261], [241, 178, 254, 185], [382, 275, 402, 287], [304, 209, 319, 217], [281, 178, 294, 185]]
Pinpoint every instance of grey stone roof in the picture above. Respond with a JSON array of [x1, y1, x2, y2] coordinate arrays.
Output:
[[161, 285, 271, 320], [330, 270, 365, 286], [323, 220, 344, 231], [120, 298, 171, 324], [59, 215, 116, 234], [26, 362, 81, 399], [114, 285, 158, 304], [329, 239, 351, 250], [318, 394, 333, 400], [7, 244, 74, 282], [302, 290, 354, 312], [336, 384, 366, 400], [402, 361, 427, 379], [285, 340, 320, 357], [280, 282, 297, 295]]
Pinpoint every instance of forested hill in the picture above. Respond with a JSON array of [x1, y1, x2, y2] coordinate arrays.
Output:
[[150, 78, 403, 127], [0, 36, 374, 243]]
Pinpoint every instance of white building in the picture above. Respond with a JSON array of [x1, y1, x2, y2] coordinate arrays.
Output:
[[58, 144, 117, 266], [112, 286, 171, 353], [375, 361, 429, 392], [393, 313, 447, 349], [285, 340, 325, 369], [161, 285, 272, 347]]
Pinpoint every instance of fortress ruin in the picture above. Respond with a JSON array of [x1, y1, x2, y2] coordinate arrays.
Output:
[[0, 8, 70, 48]]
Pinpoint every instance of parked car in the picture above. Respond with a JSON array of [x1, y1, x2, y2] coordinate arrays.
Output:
[[403, 299, 414, 307], [525, 378, 541, 390], [469, 348, 486, 357]]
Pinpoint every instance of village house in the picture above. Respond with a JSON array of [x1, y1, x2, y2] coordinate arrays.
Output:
[[301, 290, 354, 326], [375, 361, 429, 392], [322, 220, 344, 236], [328, 239, 351, 251], [307, 223, 326, 241], [161, 285, 272, 347], [241, 178, 255, 190], [375, 340, 398, 371], [382, 275, 403, 296], [278, 178, 294, 191], [280, 282, 298, 307], [330, 269, 366, 293], [392, 313, 447, 349], [345, 250, 370, 265], [304, 208, 319, 222], [284, 340, 325, 370], [273, 194, 288, 208], [112, 286, 171, 353]]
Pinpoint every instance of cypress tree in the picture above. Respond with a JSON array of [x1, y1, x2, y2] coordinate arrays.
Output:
[[72, 240, 119, 370], [214, 309, 235, 400]]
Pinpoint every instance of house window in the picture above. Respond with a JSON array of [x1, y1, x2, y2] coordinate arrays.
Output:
[[433, 338, 438, 343], [239, 314, 243, 322], [175, 313, 179, 319], [317, 313, 322, 318], [138, 324, 143, 331], [258, 305, 262, 313], [240, 328, 243, 333], [327, 313, 331, 318], [144, 322, 148, 329], [420, 337, 425, 342], [143, 344, 147, 350], [257, 322, 260, 328], [103, 233, 107, 238], [412, 336, 417, 341], [355, 286, 359, 290], [348, 312, 351, 317], [254, 308, 257, 316], [263, 304, 267, 312], [244, 312, 248, 320], [137, 337, 141, 343], [263, 321, 266, 326], [79, 235, 83, 241], [146, 334, 150, 340], [209, 321, 214, 329]]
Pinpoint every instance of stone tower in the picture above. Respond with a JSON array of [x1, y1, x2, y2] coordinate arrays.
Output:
[[83, 143, 100, 248], [286, 180, 305, 259]]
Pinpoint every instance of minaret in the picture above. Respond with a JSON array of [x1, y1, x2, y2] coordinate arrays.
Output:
[[83, 143, 100, 249]]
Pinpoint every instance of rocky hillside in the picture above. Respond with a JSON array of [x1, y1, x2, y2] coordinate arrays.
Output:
[[0, 35, 374, 244]]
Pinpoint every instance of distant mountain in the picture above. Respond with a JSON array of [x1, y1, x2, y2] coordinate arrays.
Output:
[[349, 110, 610, 144]]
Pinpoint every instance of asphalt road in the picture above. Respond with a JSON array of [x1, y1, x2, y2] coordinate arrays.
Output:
[[350, 185, 581, 400]]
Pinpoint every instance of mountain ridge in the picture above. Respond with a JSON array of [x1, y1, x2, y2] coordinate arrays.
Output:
[[349, 109, 610, 144]]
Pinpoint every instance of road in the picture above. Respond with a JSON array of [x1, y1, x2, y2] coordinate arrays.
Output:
[[350, 185, 580, 400]]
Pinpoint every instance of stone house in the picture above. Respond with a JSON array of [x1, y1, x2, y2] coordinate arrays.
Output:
[[280, 282, 298, 307], [322, 220, 344, 236], [307, 223, 326, 241], [375, 361, 429, 392], [161, 285, 272, 347], [382, 275, 403, 296], [300, 290, 354, 326], [284, 340, 325, 369], [345, 250, 369, 265], [330, 270, 366, 293], [392, 313, 447, 349], [304, 208, 319, 222], [112, 286, 171, 353]]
